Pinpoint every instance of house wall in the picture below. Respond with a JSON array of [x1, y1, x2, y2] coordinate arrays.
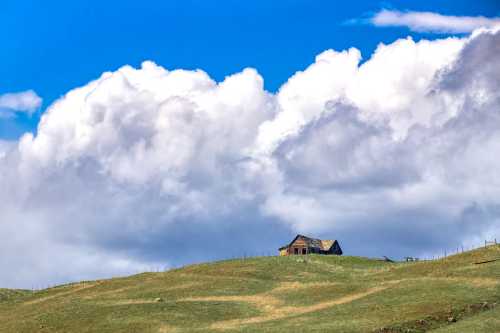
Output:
[[289, 237, 308, 255]]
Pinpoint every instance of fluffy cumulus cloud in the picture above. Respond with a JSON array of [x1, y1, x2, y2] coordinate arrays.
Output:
[[370, 9, 500, 33], [1, 27, 500, 288], [0, 90, 42, 118]]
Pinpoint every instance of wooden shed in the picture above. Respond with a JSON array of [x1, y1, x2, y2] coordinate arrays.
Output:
[[278, 234, 342, 256]]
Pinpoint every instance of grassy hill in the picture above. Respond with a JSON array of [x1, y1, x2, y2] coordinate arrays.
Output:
[[0, 245, 498, 333], [0, 288, 32, 303]]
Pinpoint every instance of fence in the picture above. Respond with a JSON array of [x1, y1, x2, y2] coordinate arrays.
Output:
[[485, 238, 498, 247], [29, 238, 498, 291], [409, 238, 498, 262]]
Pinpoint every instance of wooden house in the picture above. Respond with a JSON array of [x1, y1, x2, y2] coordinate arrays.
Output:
[[278, 234, 342, 256]]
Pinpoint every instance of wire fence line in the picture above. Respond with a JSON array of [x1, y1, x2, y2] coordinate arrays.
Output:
[[404, 238, 498, 262], [29, 238, 498, 292]]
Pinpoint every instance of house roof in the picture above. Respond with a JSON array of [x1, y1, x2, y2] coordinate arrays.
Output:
[[320, 240, 334, 251], [279, 234, 337, 251]]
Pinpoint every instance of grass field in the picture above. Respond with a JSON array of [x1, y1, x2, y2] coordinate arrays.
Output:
[[0, 245, 498, 332]]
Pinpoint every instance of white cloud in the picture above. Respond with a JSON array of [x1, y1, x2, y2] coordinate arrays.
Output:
[[0, 90, 42, 117], [1, 27, 500, 288], [371, 9, 500, 33], [261, 26, 500, 242]]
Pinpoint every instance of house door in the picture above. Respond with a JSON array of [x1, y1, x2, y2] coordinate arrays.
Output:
[[302, 248, 307, 255], [294, 248, 299, 255]]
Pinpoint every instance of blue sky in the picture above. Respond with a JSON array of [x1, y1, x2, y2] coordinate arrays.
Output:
[[1, 0, 498, 139]]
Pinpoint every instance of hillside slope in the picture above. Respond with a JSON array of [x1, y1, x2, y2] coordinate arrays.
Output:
[[0, 288, 32, 303], [0, 245, 498, 333]]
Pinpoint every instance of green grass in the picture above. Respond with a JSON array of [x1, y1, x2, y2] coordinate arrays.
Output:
[[0, 245, 498, 333], [430, 306, 500, 332], [0, 288, 32, 303]]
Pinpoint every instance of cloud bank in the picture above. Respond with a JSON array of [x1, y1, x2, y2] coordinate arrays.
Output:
[[370, 9, 500, 33], [1, 27, 500, 288], [0, 90, 42, 118]]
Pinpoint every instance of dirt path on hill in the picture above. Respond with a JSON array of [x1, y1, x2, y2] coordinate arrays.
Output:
[[270, 281, 338, 292], [212, 285, 388, 329], [196, 277, 497, 330], [182, 282, 392, 330], [181, 281, 339, 311]]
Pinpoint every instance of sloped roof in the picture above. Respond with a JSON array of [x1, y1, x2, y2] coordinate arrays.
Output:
[[281, 234, 336, 251], [320, 240, 334, 251]]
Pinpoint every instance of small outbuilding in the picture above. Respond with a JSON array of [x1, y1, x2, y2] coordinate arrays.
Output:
[[278, 234, 342, 256]]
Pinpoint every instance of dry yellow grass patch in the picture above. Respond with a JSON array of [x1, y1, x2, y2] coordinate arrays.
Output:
[[82, 285, 133, 299], [181, 281, 401, 330], [403, 277, 499, 288], [23, 282, 100, 305], [209, 285, 390, 330], [97, 299, 162, 306], [270, 281, 338, 293], [182, 281, 338, 311], [444, 277, 499, 287], [83, 281, 202, 300], [183, 294, 282, 312], [157, 324, 179, 333]]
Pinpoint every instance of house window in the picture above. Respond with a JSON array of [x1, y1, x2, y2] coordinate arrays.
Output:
[[302, 248, 307, 255], [294, 248, 299, 255]]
